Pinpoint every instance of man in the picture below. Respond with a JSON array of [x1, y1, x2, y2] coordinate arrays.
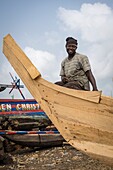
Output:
[[55, 37, 98, 91]]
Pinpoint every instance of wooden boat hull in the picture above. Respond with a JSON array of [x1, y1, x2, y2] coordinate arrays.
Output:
[[2, 131, 64, 147], [3, 34, 113, 164]]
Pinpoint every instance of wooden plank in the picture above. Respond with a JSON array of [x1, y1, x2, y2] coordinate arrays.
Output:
[[3, 34, 41, 80]]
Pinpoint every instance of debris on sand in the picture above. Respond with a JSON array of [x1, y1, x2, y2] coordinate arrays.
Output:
[[0, 144, 113, 170]]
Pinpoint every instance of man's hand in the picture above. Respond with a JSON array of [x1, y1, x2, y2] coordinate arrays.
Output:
[[92, 87, 98, 91], [61, 76, 69, 83]]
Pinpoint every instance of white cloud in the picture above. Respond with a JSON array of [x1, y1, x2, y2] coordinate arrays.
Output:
[[44, 31, 60, 46], [58, 3, 113, 42], [24, 47, 59, 82]]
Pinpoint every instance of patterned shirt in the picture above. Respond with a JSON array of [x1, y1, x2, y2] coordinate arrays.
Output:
[[60, 53, 91, 90]]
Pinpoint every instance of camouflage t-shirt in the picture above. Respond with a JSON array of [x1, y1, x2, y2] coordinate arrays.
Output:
[[60, 53, 91, 90]]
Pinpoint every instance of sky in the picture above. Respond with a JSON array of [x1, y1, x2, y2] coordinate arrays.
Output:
[[0, 0, 113, 99]]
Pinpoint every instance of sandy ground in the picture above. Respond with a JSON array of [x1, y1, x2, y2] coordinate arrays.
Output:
[[0, 143, 113, 170]]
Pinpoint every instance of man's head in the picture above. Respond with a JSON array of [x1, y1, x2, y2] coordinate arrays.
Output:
[[66, 37, 78, 46], [65, 37, 78, 56]]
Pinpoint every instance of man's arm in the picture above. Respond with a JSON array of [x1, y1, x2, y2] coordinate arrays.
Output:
[[85, 70, 98, 91]]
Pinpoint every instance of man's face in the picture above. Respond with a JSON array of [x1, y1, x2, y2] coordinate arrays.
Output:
[[66, 43, 77, 55]]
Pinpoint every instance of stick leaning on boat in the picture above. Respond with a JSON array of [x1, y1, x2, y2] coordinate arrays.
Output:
[[3, 34, 113, 164]]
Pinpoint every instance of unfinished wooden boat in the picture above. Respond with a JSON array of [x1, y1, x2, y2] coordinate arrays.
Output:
[[3, 34, 113, 164], [0, 130, 64, 147]]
